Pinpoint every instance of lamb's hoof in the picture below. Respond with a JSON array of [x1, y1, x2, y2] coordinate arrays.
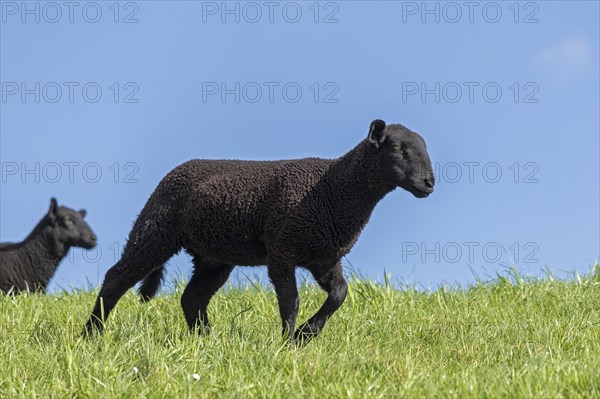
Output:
[[191, 324, 211, 336], [293, 325, 318, 345], [82, 320, 104, 338]]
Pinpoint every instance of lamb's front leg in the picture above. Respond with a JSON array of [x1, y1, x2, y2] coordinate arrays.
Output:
[[267, 263, 299, 338], [295, 261, 348, 342]]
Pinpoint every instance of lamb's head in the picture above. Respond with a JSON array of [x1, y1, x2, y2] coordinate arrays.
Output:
[[45, 198, 97, 249], [368, 119, 435, 198]]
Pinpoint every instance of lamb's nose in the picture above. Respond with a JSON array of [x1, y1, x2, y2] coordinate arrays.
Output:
[[423, 178, 434, 189], [90, 234, 97, 242]]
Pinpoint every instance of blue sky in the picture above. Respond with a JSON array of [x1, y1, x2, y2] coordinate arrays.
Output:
[[1, 1, 598, 292]]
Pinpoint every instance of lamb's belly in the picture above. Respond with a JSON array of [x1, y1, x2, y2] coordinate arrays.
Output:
[[206, 239, 267, 266], [188, 228, 267, 266]]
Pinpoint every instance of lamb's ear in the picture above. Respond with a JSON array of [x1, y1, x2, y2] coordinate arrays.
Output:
[[48, 198, 58, 224], [79, 209, 87, 218], [367, 119, 387, 148]]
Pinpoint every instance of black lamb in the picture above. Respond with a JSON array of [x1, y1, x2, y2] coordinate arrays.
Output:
[[85, 119, 435, 340], [0, 198, 97, 294]]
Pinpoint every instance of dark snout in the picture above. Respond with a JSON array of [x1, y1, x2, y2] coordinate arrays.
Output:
[[423, 177, 435, 193], [79, 233, 97, 249], [409, 176, 435, 198]]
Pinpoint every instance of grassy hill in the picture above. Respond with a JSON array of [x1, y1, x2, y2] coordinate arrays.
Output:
[[1, 265, 599, 398]]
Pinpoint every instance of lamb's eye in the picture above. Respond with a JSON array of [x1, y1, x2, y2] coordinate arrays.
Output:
[[395, 143, 408, 156], [63, 217, 72, 224]]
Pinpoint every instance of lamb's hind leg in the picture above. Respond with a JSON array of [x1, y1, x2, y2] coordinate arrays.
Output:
[[85, 233, 180, 335], [295, 261, 348, 342], [181, 258, 234, 334]]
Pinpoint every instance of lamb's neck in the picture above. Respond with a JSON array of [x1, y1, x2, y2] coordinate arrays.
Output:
[[324, 141, 394, 229], [19, 223, 68, 289]]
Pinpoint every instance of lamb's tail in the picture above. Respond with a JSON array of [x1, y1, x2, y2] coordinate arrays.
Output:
[[139, 266, 165, 302]]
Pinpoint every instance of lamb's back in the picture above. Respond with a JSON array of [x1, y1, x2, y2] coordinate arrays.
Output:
[[173, 158, 333, 207]]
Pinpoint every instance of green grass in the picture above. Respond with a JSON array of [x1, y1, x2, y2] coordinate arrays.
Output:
[[1, 265, 599, 398]]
